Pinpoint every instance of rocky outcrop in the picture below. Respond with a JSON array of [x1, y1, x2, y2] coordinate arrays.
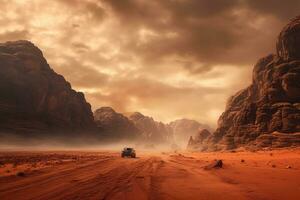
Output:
[[127, 112, 173, 143], [94, 107, 139, 140], [188, 16, 300, 151], [0, 40, 95, 134], [169, 119, 211, 143], [187, 129, 211, 151], [277, 16, 300, 61]]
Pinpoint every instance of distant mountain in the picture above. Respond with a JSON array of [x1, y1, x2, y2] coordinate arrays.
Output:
[[188, 16, 300, 151], [0, 40, 95, 136], [127, 112, 173, 143], [168, 118, 211, 144], [94, 107, 140, 140]]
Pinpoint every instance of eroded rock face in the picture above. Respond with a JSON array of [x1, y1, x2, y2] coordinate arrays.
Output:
[[0, 40, 95, 134], [255, 132, 300, 148], [94, 107, 139, 140], [277, 16, 300, 61], [190, 16, 300, 151], [128, 112, 173, 143], [187, 129, 211, 151]]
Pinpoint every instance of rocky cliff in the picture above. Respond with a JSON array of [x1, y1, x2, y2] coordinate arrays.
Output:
[[0, 40, 96, 135], [188, 16, 300, 151], [127, 112, 173, 143], [187, 129, 211, 151], [94, 107, 140, 140]]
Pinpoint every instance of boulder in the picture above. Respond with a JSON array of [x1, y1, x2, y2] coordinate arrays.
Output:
[[204, 159, 223, 170]]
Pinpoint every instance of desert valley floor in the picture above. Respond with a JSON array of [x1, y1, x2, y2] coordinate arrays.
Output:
[[0, 149, 300, 200]]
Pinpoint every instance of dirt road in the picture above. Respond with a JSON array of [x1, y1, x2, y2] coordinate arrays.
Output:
[[0, 150, 300, 200]]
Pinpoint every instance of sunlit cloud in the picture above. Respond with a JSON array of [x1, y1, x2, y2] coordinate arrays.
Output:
[[0, 0, 298, 127]]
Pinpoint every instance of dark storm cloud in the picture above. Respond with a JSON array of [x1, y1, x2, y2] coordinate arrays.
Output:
[[103, 0, 242, 55], [1, 0, 298, 125], [99, 0, 297, 73], [244, 0, 300, 20]]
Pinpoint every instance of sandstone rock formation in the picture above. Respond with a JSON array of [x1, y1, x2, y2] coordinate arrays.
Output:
[[277, 16, 300, 61], [187, 129, 211, 151], [0, 40, 95, 135], [94, 107, 139, 140], [169, 118, 211, 144], [127, 112, 173, 143], [188, 16, 300, 151]]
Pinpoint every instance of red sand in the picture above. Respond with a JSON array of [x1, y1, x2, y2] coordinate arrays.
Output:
[[0, 149, 300, 200]]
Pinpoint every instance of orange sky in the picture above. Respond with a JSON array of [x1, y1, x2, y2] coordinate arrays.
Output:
[[0, 0, 299, 127]]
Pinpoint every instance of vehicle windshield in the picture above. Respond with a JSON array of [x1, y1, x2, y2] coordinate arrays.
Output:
[[124, 148, 133, 151]]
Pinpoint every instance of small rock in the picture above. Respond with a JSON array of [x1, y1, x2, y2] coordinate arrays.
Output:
[[271, 164, 276, 168], [16, 172, 25, 177], [286, 165, 292, 169], [213, 160, 223, 168], [241, 159, 245, 163], [204, 159, 223, 170]]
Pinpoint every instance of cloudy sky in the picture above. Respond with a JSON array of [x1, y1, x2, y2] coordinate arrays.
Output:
[[0, 0, 299, 127]]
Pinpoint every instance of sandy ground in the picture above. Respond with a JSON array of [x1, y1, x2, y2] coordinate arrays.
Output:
[[0, 149, 300, 200]]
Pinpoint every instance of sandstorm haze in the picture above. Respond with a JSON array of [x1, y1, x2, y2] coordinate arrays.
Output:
[[1, 1, 300, 199], [1, 0, 299, 126]]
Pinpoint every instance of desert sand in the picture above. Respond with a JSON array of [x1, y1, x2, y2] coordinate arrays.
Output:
[[0, 149, 300, 200]]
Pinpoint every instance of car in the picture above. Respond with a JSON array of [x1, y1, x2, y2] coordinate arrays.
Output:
[[121, 147, 136, 158]]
